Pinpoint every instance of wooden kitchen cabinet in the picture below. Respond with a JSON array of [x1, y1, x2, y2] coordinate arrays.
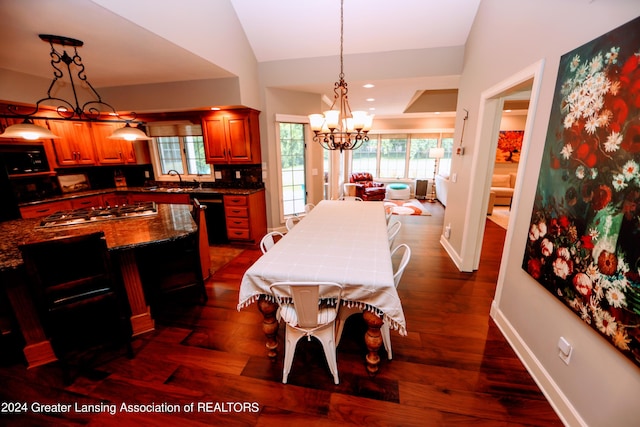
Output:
[[92, 122, 136, 164], [20, 200, 72, 219], [223, 191, 266, 243], [48, 121, 96, 166], [69, 194, 104, 210], [202, 109, 261, 165]]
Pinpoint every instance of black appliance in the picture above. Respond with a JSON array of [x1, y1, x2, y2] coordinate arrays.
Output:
[[194, 194, 227, 244], [0, 144, 59, 222]]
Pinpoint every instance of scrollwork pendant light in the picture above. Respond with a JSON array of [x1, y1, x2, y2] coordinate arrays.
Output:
[[308, 0, 374, 152]]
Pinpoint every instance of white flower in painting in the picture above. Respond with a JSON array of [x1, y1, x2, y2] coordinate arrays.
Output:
[[575, 165, 586, 179], [605, 47, 620, 65], [557, 247, 571, 261], [528, 223, 540, 241], [597, 109, 611, 127], [553, 257, 572, 279], [570, 54, 581, 71], [586, 263, 599, 280], [622, 159, 639, 181], [604, 131, 622, 152], [594, 309, 618, 337], [579, 303, 591, 323], [589, 168, 598, 179], [610, 80, 621, 96], [541, 238, 554, 257], [612, 173, 627, 191], [606, 287, 626, 308], [588, 227, 600, 241], [589, 53, 604, 75], [538, 221, 547, 237], [561, 144, 573, 159], [563, 112, 576, 128]]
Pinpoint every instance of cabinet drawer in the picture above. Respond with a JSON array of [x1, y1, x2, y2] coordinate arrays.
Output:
[[226, 217, 249, 229], [20, 201, 73, 218], [224, 196, 247, 207], [226, 228, 250, 240], [70, 195, 103, 210], [225, 206, 248, 218]]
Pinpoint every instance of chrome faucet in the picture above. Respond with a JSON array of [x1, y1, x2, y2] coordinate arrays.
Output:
[[167, 169, 182, 183]]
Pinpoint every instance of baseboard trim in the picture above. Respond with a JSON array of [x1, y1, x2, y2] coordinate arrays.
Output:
[[439, 235, 464, 271], [490, 301, 586, 427]]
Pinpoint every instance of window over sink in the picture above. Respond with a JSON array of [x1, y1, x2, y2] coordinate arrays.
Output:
[[148, 123, 212, 182]]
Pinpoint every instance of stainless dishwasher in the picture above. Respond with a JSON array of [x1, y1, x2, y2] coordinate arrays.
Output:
[[194, 195, 227, 244]]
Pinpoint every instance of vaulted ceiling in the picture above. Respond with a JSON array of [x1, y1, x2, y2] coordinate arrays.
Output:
[[0, 0, 483, 116]]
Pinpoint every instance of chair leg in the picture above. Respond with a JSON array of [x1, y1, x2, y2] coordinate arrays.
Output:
[[282, 327, 302, 384], [316, 327, 339, 385], [381, 322, 392, 360]]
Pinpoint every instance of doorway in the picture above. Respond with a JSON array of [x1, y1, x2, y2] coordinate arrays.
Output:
[[459, 60, 545, 272]]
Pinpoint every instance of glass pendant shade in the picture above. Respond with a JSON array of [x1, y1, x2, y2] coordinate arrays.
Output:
[[108, 123, 151, 141], [0, 119, 60, 140]]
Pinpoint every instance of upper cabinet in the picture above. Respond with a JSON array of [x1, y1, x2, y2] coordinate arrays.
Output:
[[202, 108, 261, 165], [91, 122, 136, 165], [48, 121, 96, 166]]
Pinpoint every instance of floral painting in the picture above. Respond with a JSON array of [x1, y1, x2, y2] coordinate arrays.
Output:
[[522, 16, 640, 367], [496, 130, 523, 163]]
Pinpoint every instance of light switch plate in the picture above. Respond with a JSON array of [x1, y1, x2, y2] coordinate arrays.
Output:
[[235, 171, 241, 179], [214, 171, 222, 180]]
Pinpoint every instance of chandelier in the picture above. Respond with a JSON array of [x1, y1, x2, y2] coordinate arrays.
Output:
[[308, 0, 374, 152], [0, 34, 149, 141]]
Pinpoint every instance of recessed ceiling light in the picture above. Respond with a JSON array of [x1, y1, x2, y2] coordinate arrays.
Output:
[[434, 112, 441, 115], [363, 84, 375, 88], [211, 107, 221, 111], [504, 109, 512, 113], [366, 98, 375, 102]]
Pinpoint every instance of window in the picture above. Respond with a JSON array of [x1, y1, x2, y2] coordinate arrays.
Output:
[[379, 134, 408, 178], [279, 123, 307, 216], [351, 137, 378, 176], [155, 135, 210, 177], [352, 132, 453, 180]]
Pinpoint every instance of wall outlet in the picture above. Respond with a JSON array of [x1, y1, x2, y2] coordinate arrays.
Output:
[[451, 173, 457, 183], [214, 171, 222, 180], [235, 170, 241, 179], [444, 224, 451, 239]]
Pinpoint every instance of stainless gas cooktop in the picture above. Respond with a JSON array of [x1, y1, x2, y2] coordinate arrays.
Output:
[[39, 202, 158, 227]]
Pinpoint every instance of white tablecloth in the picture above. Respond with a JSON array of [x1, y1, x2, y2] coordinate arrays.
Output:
[[238, 200, 407, 335]]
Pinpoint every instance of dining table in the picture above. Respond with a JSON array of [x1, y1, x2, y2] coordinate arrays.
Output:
[[238, 199, 407, 376]]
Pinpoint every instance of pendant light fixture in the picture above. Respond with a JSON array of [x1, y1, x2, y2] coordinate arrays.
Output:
[[0, 34, 149, 141], [308, 0, 374, 152]]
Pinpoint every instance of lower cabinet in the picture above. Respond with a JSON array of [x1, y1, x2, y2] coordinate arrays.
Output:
[[223, 191, 266, 243], [20, 200, 73, 219]]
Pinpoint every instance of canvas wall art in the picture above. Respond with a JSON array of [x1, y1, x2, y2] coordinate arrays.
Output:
[[522, 16, 640, 367], [496, 130, 523, 163]]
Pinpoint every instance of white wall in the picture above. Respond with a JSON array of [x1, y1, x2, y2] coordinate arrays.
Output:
[[448, 1, 640, 425]]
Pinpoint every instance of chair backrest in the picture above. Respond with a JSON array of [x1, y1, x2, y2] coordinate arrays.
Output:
[[304, 203, 315, 214], [385, 205, 393, 223], [391, 244, 411, 288], [338, 196, 363, 201], [387, 221, 401, 247], [191, 198, 211, 280], [270, 282, 343, 329], [260, 231, 284, 254], [285, 216, 301, 231], [19, 232, 114, 309], [350, 172, 373, 184]]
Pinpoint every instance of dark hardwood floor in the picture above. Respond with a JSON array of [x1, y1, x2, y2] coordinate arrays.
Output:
[[0, 202, 563, 426]]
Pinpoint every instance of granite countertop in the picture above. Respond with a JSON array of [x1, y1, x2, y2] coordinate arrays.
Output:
[[0, 204, 197, 272], [18, 185, 264, 207]]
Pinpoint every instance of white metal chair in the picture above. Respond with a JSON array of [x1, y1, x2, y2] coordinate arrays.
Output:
[[285, 216, 301, 231], [337, 196, 363, 201], [385, 205, 393, 224], [335, 244, 411, 360], [270, 281, 343, 384], [304, 203, 315, 214], [260, 231, 284, 254], [387, 221, 401, 248]]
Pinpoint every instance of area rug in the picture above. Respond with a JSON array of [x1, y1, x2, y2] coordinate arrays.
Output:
[[488, 206, 510, 229], [384, 199, 431, 216]]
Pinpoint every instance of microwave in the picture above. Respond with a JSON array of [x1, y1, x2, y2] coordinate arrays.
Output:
[[0, 144, 50, 175]]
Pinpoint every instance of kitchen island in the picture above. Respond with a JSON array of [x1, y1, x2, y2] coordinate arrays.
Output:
[[0, 203, 197, 367]]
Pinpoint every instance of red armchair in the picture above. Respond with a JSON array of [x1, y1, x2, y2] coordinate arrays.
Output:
[[350, 172, 386, 201]]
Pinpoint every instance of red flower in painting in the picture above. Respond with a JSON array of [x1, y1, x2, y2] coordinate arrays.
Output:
[[527, 258, 542, 279], [591, 185, 612, 211], [622, 124, 640, 153]]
